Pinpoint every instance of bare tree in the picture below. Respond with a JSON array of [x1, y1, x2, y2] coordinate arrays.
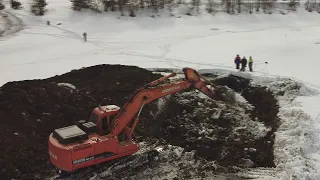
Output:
[[231, 0, 235, 13], [118, 0, 125, 15], [166, 0, 175, 15], [0, 1, 4, 10], [288, 0, 297, 11], [196, 0, 200, 13], [256, 0, 261, 12], [140, 0, 144, 8], [101, 0, 116, 11], [110, 0, 116, 11], [236, 0, 241, 13], [207, 0, 214, 13], [225, 0, 231, 13], [159, 0, 165, 9], [248, 0, 253, 13], [317, 1, 320, 12], [261, 0, 273, 13], [128, 3, 136, 16], [127, 0, 139, 16], [305, 0, 317, 12]]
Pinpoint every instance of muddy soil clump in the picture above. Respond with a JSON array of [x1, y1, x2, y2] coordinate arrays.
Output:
[[0, 65, 162, 180], [150, 74, 280, 169]]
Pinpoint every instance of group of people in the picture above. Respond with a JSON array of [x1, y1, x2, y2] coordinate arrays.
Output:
[[234, 54, 253, 72]]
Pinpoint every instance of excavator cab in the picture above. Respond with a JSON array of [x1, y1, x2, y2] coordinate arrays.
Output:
[[88, 105, 120, 135]]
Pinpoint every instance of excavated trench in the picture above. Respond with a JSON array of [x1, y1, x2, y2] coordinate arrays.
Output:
[[0, 65, 280, 180], [137, 74, 280, 170]]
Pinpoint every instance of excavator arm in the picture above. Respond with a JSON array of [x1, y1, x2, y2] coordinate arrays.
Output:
[[111, 68, 219, 136]]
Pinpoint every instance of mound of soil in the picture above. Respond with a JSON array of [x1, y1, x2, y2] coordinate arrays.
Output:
[[0, 65, 162, 180], [145, 74, 280, 169]]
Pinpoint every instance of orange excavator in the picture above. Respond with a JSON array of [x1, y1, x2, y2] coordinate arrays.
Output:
[[48, 67, 233, 173]]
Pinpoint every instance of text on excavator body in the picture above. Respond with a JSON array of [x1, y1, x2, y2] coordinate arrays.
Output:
[[49, 150, 57, 160]]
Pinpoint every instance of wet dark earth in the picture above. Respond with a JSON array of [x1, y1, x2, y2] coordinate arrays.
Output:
[[0, 65, 280, 180]]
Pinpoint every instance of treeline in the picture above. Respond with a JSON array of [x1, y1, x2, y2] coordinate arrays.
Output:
[[1, 0, 320, 17], [0, 0, 47, 15], [69, 0, 320, 16]]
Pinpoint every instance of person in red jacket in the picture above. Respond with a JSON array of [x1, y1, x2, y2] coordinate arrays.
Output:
[[234, 54, 241, 69]]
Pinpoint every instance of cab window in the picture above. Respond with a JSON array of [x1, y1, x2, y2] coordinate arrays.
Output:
[[101, 116, 108, 132], [109, 114, 117, 123], [89, 113, 99, 124]]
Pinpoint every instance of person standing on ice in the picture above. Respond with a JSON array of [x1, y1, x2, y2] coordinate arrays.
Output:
[[248, 56, 253, 72], [83, 32, 87, 42], [240, 56, 247, 71], [234, 54, 241, 69]]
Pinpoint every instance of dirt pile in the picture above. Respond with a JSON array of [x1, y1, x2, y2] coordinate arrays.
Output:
[[0, 65, 162, 180], [146, 74, 280, 169]]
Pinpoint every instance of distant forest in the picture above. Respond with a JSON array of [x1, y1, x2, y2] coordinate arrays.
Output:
[[69, 0, 320, 17], [1, 0, 320, 16]]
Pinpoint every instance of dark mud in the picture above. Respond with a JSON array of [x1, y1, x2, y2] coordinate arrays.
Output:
[[145, 74, 280, 169]]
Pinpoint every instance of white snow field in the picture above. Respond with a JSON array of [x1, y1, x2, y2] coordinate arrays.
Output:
[[2, 0, 320, 179]]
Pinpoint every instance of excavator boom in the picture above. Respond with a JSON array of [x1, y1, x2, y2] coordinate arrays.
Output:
[[111, 68, 217, 136]]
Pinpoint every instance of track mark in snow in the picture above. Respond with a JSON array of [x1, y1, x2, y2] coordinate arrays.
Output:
[[105, 49, 234, 69], [8, 11, 83, 41], [0, 41, 64, 57], [0, 10, 23, 39], [21, 31, 77, 39], [50, 24, 83, 40], [7, 48, 103, 67]]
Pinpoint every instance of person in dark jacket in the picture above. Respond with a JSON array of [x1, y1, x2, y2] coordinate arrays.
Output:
[[234, 54, 241, 69], [83, 32, 87, 42], [240, 56, 247, 71]]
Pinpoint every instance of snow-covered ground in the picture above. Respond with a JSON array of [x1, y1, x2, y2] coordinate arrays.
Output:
[[1, 0, 320, 179]]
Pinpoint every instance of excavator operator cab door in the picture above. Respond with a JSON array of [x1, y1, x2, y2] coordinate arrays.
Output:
[[98, 113, 118, 135], [90, 105, 120, 135]]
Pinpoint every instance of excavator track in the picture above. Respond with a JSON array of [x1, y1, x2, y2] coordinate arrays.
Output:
[[95, 149, 159, 179], [51, 149, 160, 180]]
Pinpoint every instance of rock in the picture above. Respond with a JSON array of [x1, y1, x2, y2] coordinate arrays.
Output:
[[238, 158, 255, 168], [13, 169, 21, 178], [211, 109, 221, 120]]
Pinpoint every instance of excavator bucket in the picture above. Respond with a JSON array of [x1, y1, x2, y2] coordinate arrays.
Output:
[[213, 85, 236, 104], [183, 68, 236, 104]]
